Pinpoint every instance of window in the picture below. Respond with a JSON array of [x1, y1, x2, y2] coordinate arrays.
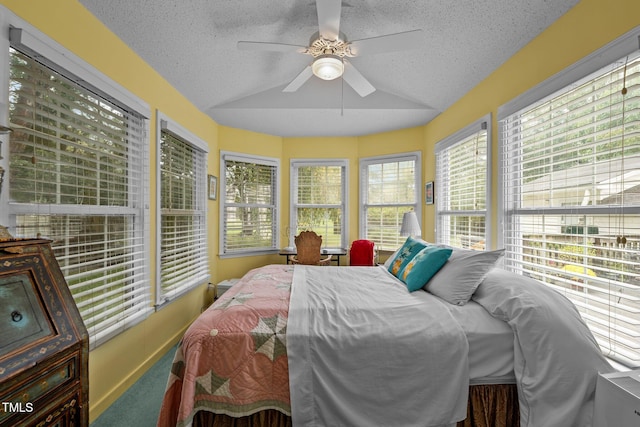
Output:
[[156, 113, 209, 305], [500, 47, 640, 367], [360, 152, 421, 251], [290, 159, 348, 249], [6, 27, 151, 349], [220, 152, 280, 256], [435, 116, 491, 250]]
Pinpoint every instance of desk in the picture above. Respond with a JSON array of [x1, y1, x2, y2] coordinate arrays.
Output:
[[279, 248, 347, 265]]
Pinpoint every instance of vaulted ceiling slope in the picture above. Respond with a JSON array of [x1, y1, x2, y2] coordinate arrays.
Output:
[[79, 0, 579, 137]]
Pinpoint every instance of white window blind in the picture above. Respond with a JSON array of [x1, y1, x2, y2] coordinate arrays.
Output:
[[8, 47, 150, 349], [436, 118, 490, 250], [157, 126, 208, 305], [220, 152, 279, 255], [500, 51, 640, 367], [291, 160, 347, 249], [360, 152, 421, 251]]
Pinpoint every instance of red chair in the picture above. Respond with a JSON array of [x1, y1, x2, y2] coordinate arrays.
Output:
[[349, 239, 376, 266]]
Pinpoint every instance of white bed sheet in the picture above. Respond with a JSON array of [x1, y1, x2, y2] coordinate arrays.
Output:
[[379, 264, 516, 385], [473, 268, 615, 427], [288, 265, 470, 427], [446, 300, 515, 385]]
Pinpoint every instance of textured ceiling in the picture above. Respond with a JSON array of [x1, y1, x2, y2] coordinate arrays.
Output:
[[78, 0, 579, 137]]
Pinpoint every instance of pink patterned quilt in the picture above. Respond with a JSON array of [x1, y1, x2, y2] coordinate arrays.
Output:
[[157, 264, 294, 427]]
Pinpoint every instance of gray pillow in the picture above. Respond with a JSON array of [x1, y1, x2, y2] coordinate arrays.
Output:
[[423, 249, 504, 305], [383, 248, 400, 269]]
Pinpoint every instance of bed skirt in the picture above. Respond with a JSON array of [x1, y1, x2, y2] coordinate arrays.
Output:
[[192, 384, 519, 427]]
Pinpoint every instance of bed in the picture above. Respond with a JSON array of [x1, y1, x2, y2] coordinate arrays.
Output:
[[158, 242, 614, 427]]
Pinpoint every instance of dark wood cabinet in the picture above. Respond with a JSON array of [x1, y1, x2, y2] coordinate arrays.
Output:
[[0, 239, 89, 427]]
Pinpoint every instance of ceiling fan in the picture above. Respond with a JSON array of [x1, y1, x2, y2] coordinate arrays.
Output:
[[237, 0, 423, 97]]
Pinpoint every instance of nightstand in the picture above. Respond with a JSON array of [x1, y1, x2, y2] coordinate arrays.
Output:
[[594, 370, 640, 427], [216, 279, 239, 299]]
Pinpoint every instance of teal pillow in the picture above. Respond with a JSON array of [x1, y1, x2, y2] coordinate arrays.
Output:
[[387, 236, 429, 278], [400, 246, 453, 292]]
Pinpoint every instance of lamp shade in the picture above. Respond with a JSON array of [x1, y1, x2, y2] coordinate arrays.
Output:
[[400, 211, 421, 237], [312, 55, 344, 81]]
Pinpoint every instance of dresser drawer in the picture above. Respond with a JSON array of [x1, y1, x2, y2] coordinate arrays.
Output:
[[0, 273, 54, 357], [0, 355, 78, 425], [5, 391, 82, 427]]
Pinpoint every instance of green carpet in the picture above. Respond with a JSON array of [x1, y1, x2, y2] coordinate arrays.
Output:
[[90, 344, 177, 427]]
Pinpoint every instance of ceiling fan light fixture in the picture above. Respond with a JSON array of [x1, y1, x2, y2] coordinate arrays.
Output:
[[312, 55, 343, 80]]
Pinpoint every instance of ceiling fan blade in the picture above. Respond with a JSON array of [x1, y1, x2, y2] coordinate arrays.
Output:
[[283, 66, 314, 92], [349, 29, 424, 56], [316, 0, 342, 40], [238, 41, 307, 54], [342, 61, 375, 97]]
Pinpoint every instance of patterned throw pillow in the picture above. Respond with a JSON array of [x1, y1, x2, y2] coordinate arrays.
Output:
[[387, 236, 429, 277], [400, 246, 453, 292]]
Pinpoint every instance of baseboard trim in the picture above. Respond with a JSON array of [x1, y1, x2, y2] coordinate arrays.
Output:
[[88, 322, 192, 423]]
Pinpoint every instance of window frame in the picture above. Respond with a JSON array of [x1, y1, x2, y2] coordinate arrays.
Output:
[[499, 26, 640, 249], [1, 11, 152, 349], [219, 151, 280, 258], [155, 111, 210, 307], [359, 151, 422, 251], [498, 26, 640, 367], [435, 114, 492, 250], [289, 159, 349, 250]]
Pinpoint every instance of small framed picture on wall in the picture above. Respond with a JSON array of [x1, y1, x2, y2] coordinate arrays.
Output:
[[425, 181, 434, 205], [208, 175, 218, 200]]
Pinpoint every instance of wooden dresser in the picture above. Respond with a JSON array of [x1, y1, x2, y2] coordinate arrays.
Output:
[[0, 239, 89, 427]]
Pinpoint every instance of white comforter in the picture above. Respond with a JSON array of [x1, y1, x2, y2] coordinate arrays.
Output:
[[287, 265, 469, 427], [472, 268, 615, 427]]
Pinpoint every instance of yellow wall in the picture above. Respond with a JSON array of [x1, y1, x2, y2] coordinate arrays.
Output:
[[281, 128, 425, 262], [3, 0, 640, 423], [358, 127, 426, 244], [216, 126, 284, 278], [218, 127, 424, 271], [0, 0, 220, 421], [282, 136, 359, 258], [423, 0, 640, 247]]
